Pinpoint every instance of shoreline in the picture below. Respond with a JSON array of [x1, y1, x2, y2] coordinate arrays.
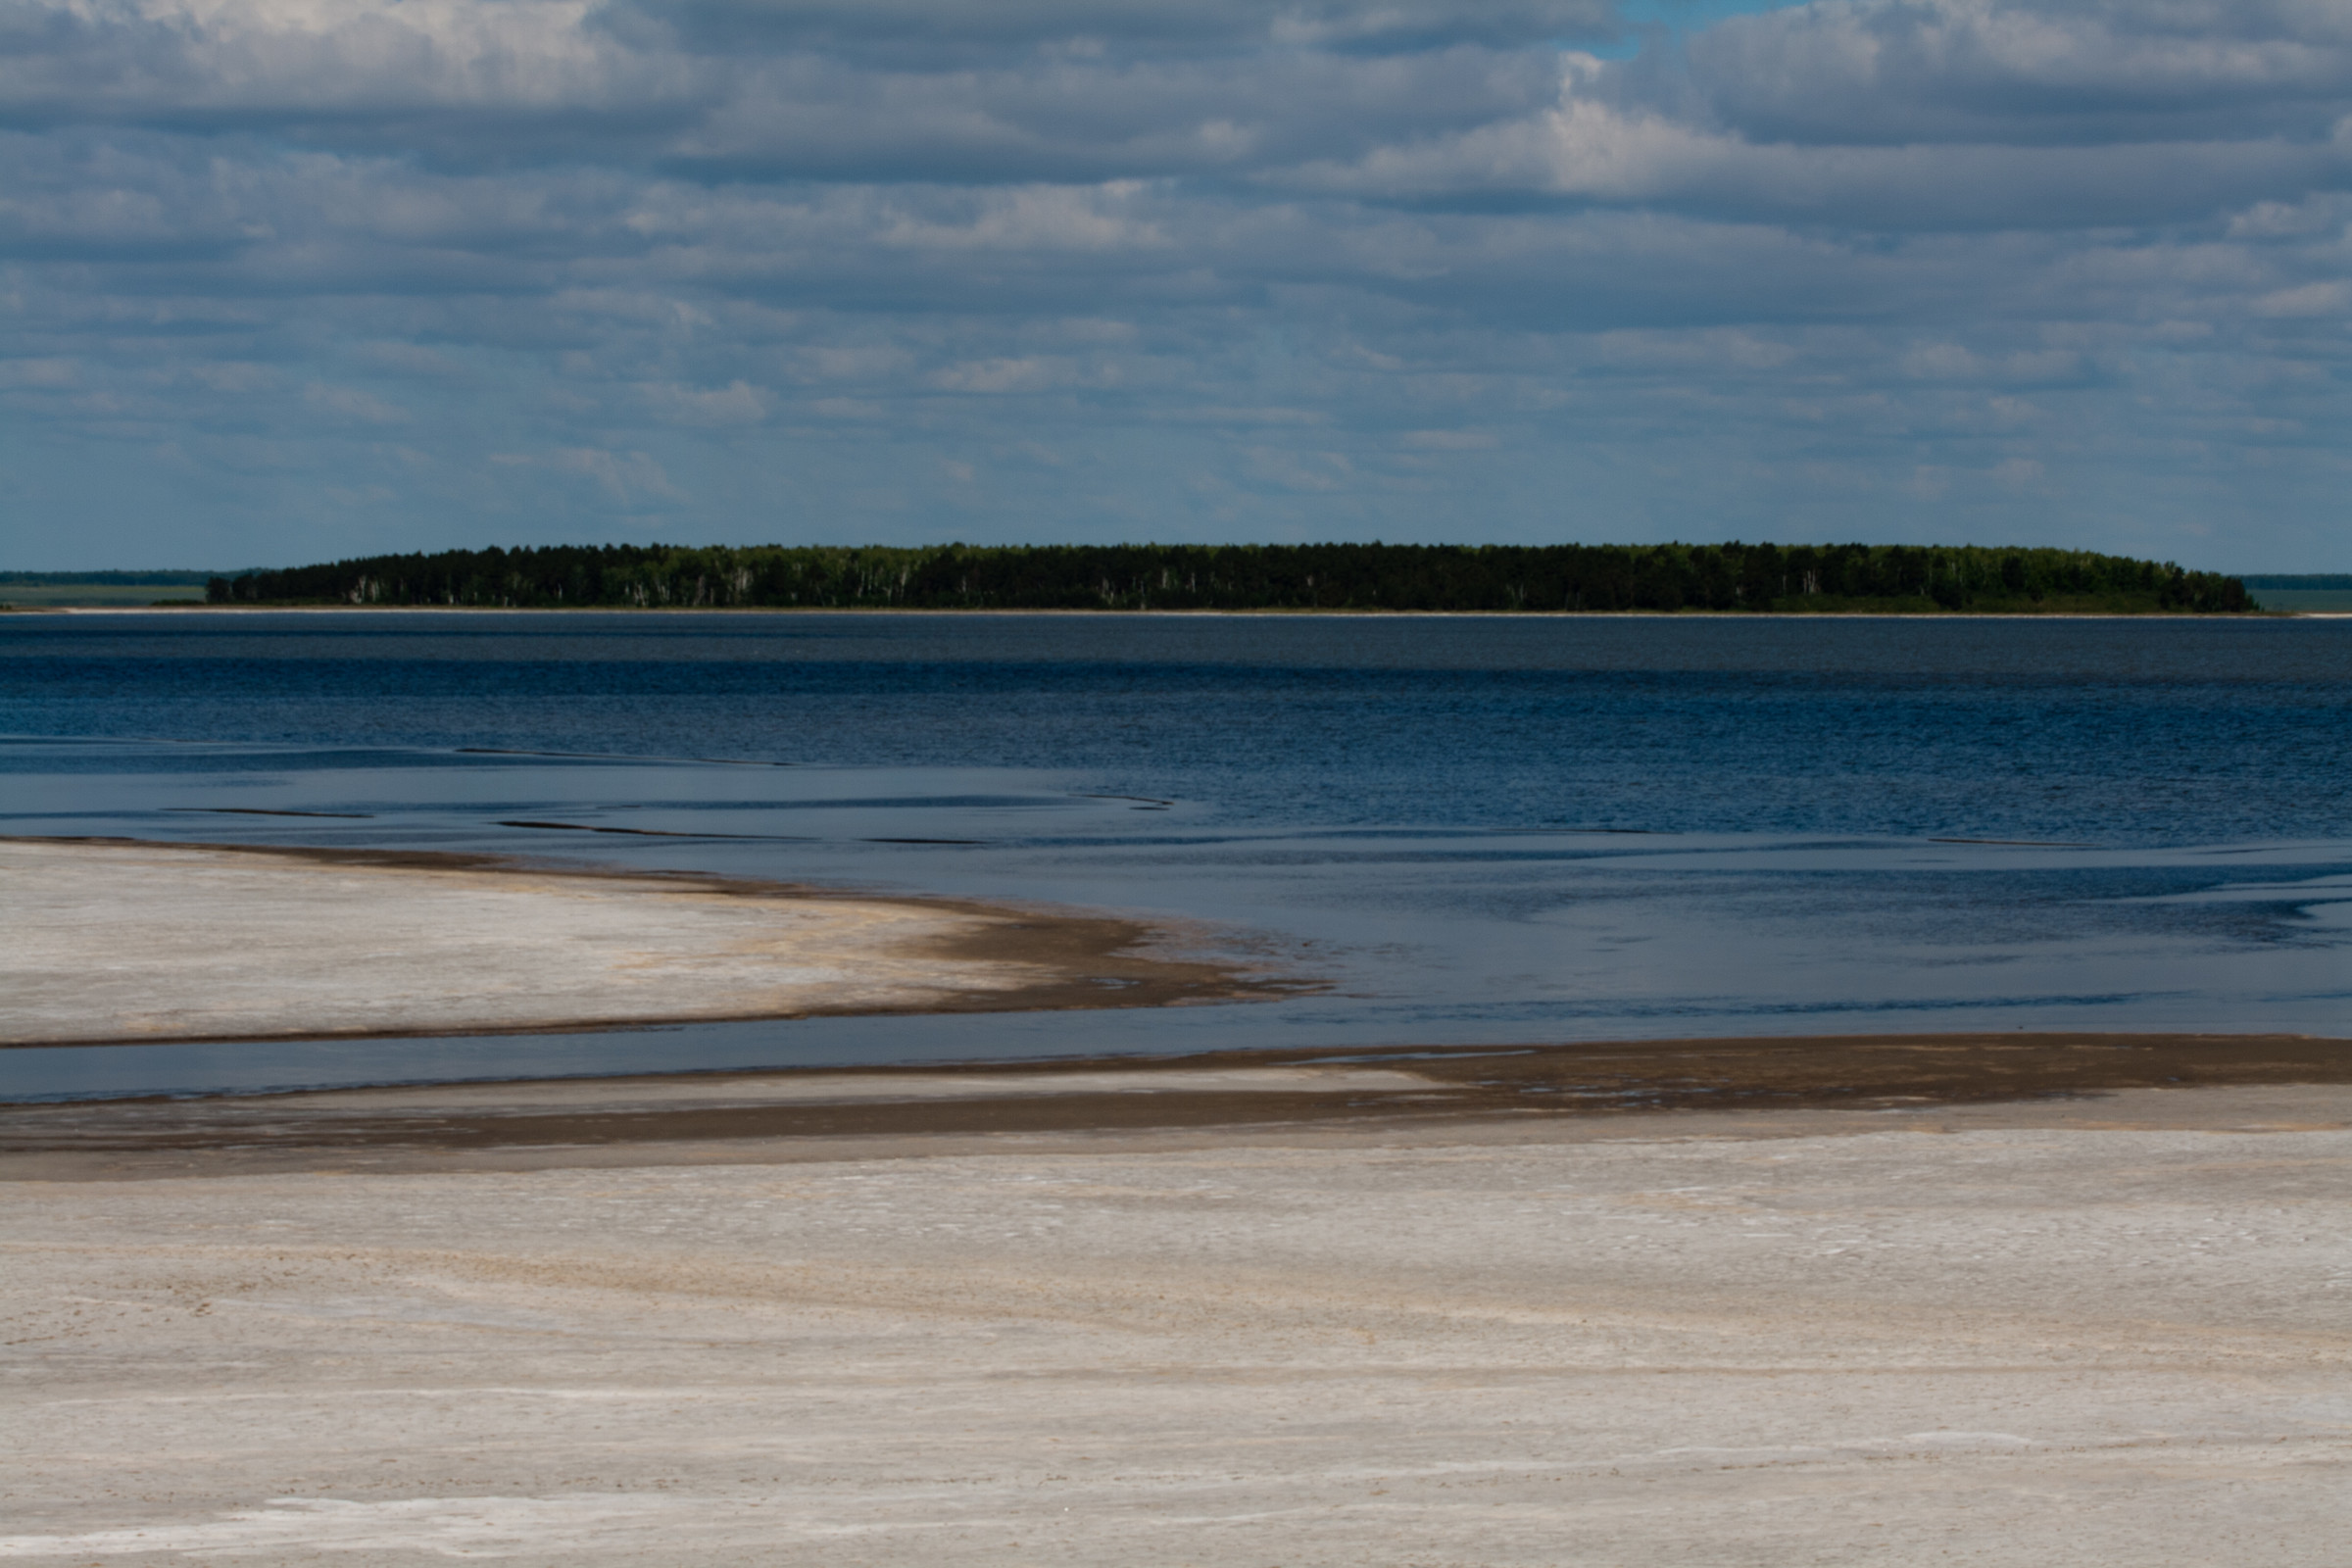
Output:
[[8, 1030, 2345, 1178], [18, 604, 2315, 618]]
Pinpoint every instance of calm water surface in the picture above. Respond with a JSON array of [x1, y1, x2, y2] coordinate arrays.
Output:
[[4, 612, 2347, 1099]]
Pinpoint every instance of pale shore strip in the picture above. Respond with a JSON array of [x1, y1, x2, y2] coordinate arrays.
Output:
[[0, 838, 1277, 1047], [1, 1080, 2346, 1565]]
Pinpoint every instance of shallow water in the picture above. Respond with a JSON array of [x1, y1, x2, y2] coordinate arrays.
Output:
[[4, 612, 2347, 1099]]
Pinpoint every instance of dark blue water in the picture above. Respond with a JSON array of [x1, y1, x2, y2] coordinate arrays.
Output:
[[5, 611, 2348, 1099], [11, 612, 2350, 842]]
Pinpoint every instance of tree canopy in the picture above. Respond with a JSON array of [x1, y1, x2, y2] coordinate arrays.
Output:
[[209, 542, 2254, 614]]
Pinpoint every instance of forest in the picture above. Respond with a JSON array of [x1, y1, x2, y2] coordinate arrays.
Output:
[[208, 542, 2254, 614]]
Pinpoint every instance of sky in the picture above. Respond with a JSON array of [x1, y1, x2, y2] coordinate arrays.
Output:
[[1, 0, 2348, 571]]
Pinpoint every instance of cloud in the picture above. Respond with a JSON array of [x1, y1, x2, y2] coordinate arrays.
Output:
[[0, 0, 2346, 569], [1284, 68, 2351, 229], [633, 0, 1622, 59], [304, 382, 411, 423], [1685, 0, 2352, 147], [2249, 279, 2351, 317], [877, 186, 1167, 252], [544, 446, 687, 503], [644, 377, 767, 421]]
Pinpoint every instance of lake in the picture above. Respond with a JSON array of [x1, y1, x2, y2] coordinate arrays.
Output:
[[4, 611, 2347, 1099]]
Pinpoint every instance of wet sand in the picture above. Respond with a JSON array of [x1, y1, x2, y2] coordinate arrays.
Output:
[[1, 1072, 2346, 1565], [0, 838, 1278, 1047], [5, 1029, 2346, 1178]]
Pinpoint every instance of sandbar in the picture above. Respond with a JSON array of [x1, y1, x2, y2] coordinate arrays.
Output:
[[0, 837, 1275, 1046]]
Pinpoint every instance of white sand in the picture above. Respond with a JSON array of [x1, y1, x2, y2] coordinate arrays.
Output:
[[3, 1087, 2348, 1564], [0, 839, 1036, 1044]]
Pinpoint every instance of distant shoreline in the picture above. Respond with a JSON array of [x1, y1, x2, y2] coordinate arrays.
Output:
[[13, 603, 2328, 619]]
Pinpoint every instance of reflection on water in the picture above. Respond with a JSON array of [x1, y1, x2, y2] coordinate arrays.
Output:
[[2, 612, 2347, 1099]]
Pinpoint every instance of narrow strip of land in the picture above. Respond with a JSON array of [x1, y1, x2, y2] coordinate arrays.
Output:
[[0, 838, 1279, 1048]]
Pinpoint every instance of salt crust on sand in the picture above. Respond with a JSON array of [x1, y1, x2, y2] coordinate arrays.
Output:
[[0, 839, 1031, 1044], [3, 1089, 2348, 1565]]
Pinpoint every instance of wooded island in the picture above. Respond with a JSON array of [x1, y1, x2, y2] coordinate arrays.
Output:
[[208, 542, 2254, 614]]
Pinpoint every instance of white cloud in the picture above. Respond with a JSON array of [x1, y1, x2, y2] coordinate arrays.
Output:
[[878, 186, 1166, 252], [546, 446, 686, 502], [928, 357, 1083, 393], [644, 377, 767, 422], [0, 0, 2346, 567], [0, 356, 80, 387], [2249, 279, 2350, 317], [1247, 445, 1353, 490]]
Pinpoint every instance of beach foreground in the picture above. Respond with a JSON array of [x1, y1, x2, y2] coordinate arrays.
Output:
[[4, 1068, 2348, 1565]]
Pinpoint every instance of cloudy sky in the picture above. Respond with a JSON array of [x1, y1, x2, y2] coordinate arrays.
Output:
[[3, 0, 2347, 570]]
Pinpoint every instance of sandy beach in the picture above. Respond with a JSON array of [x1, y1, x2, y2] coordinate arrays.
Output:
[[4, 1050, 2350, 1564], [4, 839, 2348, 1562]]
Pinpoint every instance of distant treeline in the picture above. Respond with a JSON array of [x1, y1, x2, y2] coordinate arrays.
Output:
[[2240, 574, 2352, 590], [208, 543, 2254, 614]]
